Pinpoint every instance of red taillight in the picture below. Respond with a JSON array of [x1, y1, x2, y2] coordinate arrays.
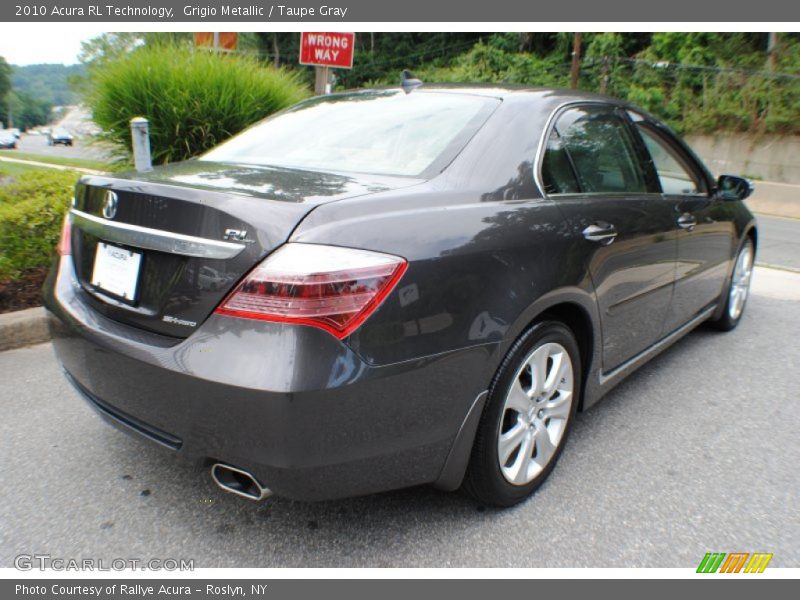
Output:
[[58, 214, 72, 256], [215, 243, 408, 339]]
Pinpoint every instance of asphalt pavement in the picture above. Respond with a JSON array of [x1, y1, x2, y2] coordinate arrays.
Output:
[[13, 132, 114, 162], [755, 214, 800, 271], [1, 267, 798, 568]]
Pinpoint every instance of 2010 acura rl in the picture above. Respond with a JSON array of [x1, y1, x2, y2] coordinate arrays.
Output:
[[43, 86, 757, 506]]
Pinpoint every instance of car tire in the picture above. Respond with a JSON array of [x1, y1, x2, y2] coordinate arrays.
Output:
[[709, 238, 754, 332], [462, 320, 581, 507]]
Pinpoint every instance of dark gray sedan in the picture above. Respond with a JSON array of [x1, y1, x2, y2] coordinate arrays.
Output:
[[44, 86, 756, 506]]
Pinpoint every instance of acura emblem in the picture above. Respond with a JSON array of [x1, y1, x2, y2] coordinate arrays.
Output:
[[102, 191, 118, 220]]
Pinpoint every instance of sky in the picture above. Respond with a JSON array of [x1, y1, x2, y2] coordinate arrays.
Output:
[[0, 29, 100, 65]]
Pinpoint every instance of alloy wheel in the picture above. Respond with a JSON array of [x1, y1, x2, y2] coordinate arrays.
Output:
[[497, 342, 574, 485], [728, 243, 753, 320]]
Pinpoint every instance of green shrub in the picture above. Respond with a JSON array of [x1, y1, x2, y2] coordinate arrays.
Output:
[[87, 45, 309, 164], [0, 170, 77, 280]]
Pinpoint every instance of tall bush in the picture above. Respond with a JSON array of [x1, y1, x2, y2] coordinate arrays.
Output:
[[87, 45, 309, 164]]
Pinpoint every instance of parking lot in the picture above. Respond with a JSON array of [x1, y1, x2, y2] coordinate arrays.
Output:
[[1, 258, 798, 568]]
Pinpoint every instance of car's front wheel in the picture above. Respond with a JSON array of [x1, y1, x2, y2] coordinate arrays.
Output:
[[710, 238, 754, 331], [463, 321, 581, 507]]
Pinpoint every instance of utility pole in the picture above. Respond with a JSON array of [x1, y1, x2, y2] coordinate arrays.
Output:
[[767, 32, 779, 71], [570, 32, 583, 89]]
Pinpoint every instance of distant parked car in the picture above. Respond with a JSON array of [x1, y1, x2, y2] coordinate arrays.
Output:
[[48, 129, 74, 146], [0, 132, 17, 149]]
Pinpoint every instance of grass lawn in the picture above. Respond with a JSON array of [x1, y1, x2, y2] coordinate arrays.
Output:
[[0, 161, 53, 178], [0, 150, 113, 172]]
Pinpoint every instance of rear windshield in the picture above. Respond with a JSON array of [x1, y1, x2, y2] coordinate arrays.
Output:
[[201, 91, 500, 177]]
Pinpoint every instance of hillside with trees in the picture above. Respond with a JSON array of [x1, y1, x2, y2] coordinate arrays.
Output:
[[11, 63, 84, 106], [0, 62, 85, 130]]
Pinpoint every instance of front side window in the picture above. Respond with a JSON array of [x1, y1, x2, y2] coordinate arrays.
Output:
[[636, 124, 704, 195], [547, 106, 648, 194]]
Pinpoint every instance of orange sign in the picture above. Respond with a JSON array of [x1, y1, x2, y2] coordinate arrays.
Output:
[[194, 32, 238, 51]]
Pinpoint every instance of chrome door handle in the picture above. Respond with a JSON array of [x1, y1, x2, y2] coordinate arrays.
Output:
[[677, 213, 697, 231], [582, 222, 618, 245]]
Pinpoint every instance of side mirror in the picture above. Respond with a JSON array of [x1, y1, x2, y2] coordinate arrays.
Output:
[[716, 175, 754, 201]]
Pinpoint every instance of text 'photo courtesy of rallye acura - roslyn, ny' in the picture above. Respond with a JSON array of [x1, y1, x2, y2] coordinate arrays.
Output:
[[44, 83, 757, 507]]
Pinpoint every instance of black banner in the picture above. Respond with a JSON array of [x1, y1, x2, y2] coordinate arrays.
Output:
[[3, 579, 798, 600], [1, 0, 799, 22]]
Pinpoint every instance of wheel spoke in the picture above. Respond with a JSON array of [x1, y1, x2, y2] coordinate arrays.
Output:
[[529, 346, 549, 396], [532, 423, 556, 465], [544, 391, 572, 420], [506, 378, 532, 413], [498, 422, 527, 465], [543, 350, 564, 395], [508, 430, 534, 484]]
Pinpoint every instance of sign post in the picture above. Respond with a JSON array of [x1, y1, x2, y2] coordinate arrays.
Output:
[[299, 32, 355, 95]]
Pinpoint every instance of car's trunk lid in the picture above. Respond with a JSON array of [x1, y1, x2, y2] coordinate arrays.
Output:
[[68, 161, 420, 338]]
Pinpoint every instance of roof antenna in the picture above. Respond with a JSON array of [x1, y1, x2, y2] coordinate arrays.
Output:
[[401, 70, 423, 94]]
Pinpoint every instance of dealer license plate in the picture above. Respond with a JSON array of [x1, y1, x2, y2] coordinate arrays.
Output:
[[91, 242, 142, 302]]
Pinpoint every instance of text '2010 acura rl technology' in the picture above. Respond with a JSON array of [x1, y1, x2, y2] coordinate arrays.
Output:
[[44, 86, 757, 506]]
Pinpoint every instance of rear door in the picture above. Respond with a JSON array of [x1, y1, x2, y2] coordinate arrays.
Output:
[[541, 104, 676, 372], [630, 116, 732, 331]]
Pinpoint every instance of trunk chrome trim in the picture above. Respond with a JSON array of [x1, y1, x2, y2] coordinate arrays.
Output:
[[69, 208, 245, 259]]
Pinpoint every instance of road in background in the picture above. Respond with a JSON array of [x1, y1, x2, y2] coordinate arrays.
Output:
[[12, 133, 114, 162], [1, 267, 798, 568], [756, 215, 800, 271]]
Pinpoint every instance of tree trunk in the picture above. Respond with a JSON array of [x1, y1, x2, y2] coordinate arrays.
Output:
[[272, 34, 280, 68], [767, 32, 778, 71]]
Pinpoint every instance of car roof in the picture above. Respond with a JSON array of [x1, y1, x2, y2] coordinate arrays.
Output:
[[340, 84, 632, 106]]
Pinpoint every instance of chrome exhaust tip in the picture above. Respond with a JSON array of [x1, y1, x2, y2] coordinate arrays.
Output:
[[211, 463, 272, 501]]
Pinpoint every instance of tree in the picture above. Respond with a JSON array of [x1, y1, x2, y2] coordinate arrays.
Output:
[[0, 56, 12, 126], [6, 91, 51, 130]]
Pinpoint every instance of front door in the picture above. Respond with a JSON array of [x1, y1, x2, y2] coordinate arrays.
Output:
[[631, 117, 733, 332]]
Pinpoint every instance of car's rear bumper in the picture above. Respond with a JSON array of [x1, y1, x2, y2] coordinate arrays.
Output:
[[44, 256, 495, 500]]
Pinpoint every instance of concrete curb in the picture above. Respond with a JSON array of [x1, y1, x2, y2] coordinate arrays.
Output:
[[0, 307, 50, 352]]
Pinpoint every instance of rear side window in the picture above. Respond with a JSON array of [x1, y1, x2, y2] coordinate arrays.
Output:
[[547, 106, 648, 194], [541, 131, 580, 194]]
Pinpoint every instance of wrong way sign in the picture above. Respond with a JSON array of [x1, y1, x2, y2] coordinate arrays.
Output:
[[299, 32, 355, 69]]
